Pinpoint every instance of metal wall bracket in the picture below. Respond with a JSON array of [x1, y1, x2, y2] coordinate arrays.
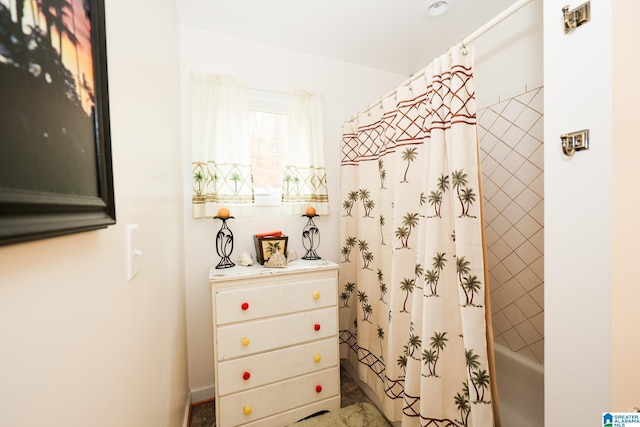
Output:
[[563, 2, 590, 34], [561, 129, 589, 156]]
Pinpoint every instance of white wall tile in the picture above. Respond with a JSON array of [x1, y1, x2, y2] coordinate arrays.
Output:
[[489, 213, 512, 236], [515, 89, 538, 107], [530, 172, 544, 197], [502, 304, 527, 329], [516, 293, 543, 319], [492, 310, 512, 333], [501, 99, 526, 123], [492, 100, 510, 116], [516, 267, 543, 293], [479, 86, 544, 366], [529, 116, 544, 142], [503, 278, 527, 301], [515, 187, 542, 212], [530, 228, 544, 253], [479, 107, 499, 129], [515, 133, 541, 159], [481, 155, 499, 177], [503, 125, 527, 150], [490, 262, 512, 285], [527, 87, 544, 114], [502, 150, 526, 174], [503, 327, 527, 351], [516, 214, 541, 239], [489, 189, 511, 213], [515, 240, 542, 265], [515, 106, 542, 133], [482, 178, 499, 201], [530, 256, 544, 282], [516, 345, 537, 361], [516, 159, 542, 184], [502, 203, 527, 227], [489, 140, 511, 163], [502, 227, 527, 252], [489, 115, 512, 139], [492, 284, 514, 309], [530, 339, 544, 364], [504, 252, 527, 276], [491, 237, 513, 261], [502, 176, 527, 199], [480, 130, 500, 154], [530, 283, 544, 309], [531, 311, 544, 336], [516, 320, 543, 345]]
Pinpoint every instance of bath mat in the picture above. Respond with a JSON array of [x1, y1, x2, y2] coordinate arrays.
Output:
[[289, 402, 391, 427]]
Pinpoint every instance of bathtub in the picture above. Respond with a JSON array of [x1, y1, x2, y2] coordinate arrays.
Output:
[[494, 343, 544, 427]]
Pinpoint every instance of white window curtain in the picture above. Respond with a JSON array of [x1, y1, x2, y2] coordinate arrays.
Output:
[[191, 72, 254, 218], [281, 89, 329, 215]]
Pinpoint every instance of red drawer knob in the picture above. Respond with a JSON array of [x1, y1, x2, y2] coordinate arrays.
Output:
[[243, 371, 251, 380], [314, 323, 321, 331], [315, 385, 322, 393], [241, 302, 249, 310]]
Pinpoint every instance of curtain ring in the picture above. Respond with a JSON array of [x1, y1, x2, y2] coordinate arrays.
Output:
[[460, 39, 468, 56]]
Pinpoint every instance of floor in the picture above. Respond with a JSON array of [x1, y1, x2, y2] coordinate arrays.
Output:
[[189, 364, 373, 427]]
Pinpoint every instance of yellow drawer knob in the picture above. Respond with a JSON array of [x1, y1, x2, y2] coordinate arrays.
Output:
[[241, 337, 250, 347], [314, 354, 321, 363], [313, 292, 320, 300], [243, 405, 252, 416]]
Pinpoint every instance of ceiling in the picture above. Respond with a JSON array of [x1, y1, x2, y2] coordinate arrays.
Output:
[[177, 0, 522, 77]]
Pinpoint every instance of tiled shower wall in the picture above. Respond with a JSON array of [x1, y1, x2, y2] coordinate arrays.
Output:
[[478, 86, 544, 364]]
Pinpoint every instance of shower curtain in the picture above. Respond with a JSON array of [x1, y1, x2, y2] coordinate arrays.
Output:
[[339, 45, 497, 427]]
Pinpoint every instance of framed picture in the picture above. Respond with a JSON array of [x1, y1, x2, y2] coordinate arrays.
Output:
[[0, 0, 115, 246], [254, 235, 288, 265]]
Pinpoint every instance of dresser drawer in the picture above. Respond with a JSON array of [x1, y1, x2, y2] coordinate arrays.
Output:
[[217, 337, 338, 396], [219, 367, 340, 427], [215, 277, 336, 325], [216, 307, 337, 360], [240, 397, 340, 427]]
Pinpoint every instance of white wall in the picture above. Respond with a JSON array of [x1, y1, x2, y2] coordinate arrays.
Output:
[[474, 0, 543, 109], [611, 0, 640, 412], [544, 0, 612, 425], [0, 0, 189, 426], [179, 25, 408, 398]]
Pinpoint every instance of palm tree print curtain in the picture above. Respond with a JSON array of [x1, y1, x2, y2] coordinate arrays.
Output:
[[191, 72, 254, 218], [281, 90, 330, 216], [339, 46, 497, 426]]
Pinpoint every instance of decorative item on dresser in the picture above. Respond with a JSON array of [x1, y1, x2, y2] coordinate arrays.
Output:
[[209, 259, 340, 427], [301, 207, 321, 260], [253, 230, 288, 265], [214, 208, 235, 269]]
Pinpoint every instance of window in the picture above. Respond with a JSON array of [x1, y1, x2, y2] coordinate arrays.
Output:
[[249, 89, 288, 206], [190, 72, 328, 217]]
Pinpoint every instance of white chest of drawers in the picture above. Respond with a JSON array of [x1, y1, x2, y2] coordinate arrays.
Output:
[[209, 259, 340, 427]]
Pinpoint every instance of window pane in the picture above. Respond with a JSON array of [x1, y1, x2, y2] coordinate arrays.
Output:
[[249, 111, 288, 192]]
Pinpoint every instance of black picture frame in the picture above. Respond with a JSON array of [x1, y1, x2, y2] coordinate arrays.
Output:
[[0, 0, 115, 246]]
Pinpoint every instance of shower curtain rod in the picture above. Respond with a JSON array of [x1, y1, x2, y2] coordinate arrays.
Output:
[[349, 0, 532, 121]]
